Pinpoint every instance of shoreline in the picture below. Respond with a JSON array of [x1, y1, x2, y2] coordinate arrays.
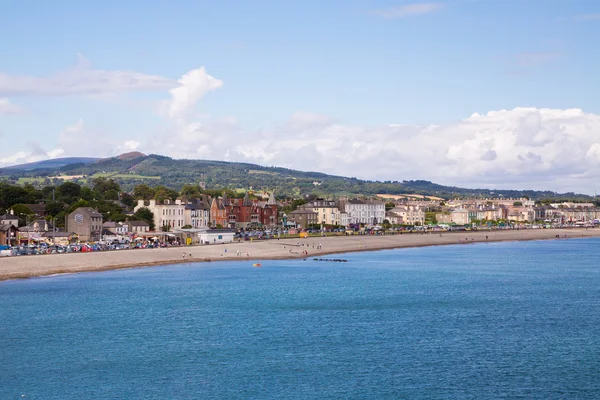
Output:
[[1, 228, 599, 282]]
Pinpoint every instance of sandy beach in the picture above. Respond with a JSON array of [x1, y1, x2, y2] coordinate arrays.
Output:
[[1, 228, 598, 281]]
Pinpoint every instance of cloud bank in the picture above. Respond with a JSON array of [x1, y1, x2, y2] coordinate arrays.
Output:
[[0, 54, 173, 97], [0, 98, 23, 115], [3, 67, 600, 194], [368, 3, 442, 19]]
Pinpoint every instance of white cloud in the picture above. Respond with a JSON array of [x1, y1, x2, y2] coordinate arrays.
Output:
[[154, 104, 600, 193], [0, 119, 140, 167], [571, 14, 600, 21], [0, 54, 174, 97], [368, 3, 442, 19], [4, 66, 600, 194], [0, 98, 23, 115], [161, 67, 223, 120]]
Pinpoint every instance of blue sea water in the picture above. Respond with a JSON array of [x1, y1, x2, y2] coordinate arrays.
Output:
[[1, 239, 600, 399]]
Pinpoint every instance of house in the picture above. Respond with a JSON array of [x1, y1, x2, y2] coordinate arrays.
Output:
[[287, 209, 318, 229], [210, 192, 279, 229], [385, 210, 403, 225], [435, 213, 452, 224], [67, 207, 103, 242], [42, 231, 78, 246], [0, 212, 19, 227], [21, 203, 48, 217], [184, 197, 211, 228], [0, 224, 19, 246], [134, 199, 185, 231], [210, 195, 229, 228], [300, 199, 346, 226], [129, 220, 150, 233], [102, 221, 119, 235], [340, 199, 386, 225], [18, 219, 54, 244], [389, 206, 425, 225], [450, 208, 469, 225]]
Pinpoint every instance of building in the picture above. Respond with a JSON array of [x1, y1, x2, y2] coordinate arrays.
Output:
[[134, 199, 186, 231], [301, 199, 346, 226], [341, 199, 386, 225], [435, 213, 452, 224], [21, 203, 48, 218], [175, 228, 235, 245], [0, 224, 18, 246], [67, 207, 103, 242], [287, 209, 318, 229], [389, 206, 425, 225], [18, 219, 55, 244], [184, 199, 211, 229], [450, 208, 469, 225], [129, 220, 150, 233], [42, 231, 78, 246], [0, 212, 19, 227], [210, 192, 279, 229], [102, 221, 119, 235], [385, 210, 403, 225]]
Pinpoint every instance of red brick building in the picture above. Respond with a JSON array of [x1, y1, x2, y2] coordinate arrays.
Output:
[[210, 192, 278, 229]]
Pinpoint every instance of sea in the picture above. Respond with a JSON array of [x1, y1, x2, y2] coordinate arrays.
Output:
[[1, 238, 599, 399]]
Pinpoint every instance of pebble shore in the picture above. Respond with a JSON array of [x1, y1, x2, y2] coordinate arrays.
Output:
[[1, 228, 598, 281]]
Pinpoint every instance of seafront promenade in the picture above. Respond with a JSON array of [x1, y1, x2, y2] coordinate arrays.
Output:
[[1, 228, 599, 281]]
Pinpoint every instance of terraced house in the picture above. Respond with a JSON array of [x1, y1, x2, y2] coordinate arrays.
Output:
[[210, 192, 278, 229], [340, 199, 386, 225]]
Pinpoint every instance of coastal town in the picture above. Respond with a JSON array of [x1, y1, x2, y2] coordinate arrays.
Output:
[[1, 177, 600, 254]]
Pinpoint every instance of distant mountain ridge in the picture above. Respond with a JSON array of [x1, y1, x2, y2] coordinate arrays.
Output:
[[0, 153, 593, 200], [2, 157, 101, 171]]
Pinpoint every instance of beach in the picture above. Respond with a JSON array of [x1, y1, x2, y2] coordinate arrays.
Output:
[[1, 228, 598, 281]]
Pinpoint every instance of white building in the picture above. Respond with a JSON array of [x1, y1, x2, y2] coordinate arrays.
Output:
[[174, 228, 235, 245], [342, 199, 386, 225], [135, 199, 185, 231]]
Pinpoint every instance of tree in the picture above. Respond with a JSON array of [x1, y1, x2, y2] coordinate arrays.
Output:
[[513, 201, 523, 207], [80, 187, 95, 201], [92, 178, 120, 200], [425, 212, 438, 225], [120, 192, 134, 207], [385, 202, 395, 211], [45, 201, 65, 217], [133, 184, 156, 200], [67, 199, 90, 214], [181, 184, 202, 198], [57, 182, 81, 203], [133, 207, 155, 230]]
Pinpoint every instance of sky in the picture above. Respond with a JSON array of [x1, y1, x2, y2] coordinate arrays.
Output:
[[1, 0, 599, 194]]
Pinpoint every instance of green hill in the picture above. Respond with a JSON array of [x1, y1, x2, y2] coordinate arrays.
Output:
[[0, 153, 592, 201]]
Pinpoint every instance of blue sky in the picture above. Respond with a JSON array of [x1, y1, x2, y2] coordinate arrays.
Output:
[[1, 0, 600, 192]]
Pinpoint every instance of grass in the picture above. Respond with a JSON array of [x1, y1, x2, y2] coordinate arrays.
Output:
[[16, 177, 47, 184], [88, 172, 161, 180], [248, 170, 279, 176]]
